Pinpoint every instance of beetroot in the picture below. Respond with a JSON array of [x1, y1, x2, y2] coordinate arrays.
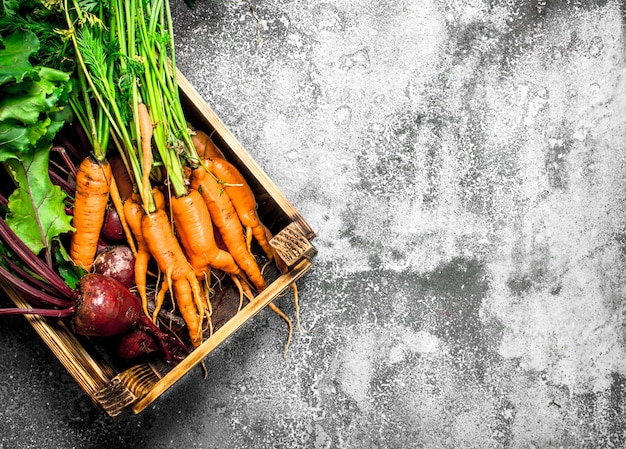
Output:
[[116, 329, 160, 360], [101, 206, 125, 242], [73, 273, 142, 337], [93, 245, 135, 289], [73, 274, 188, 364]]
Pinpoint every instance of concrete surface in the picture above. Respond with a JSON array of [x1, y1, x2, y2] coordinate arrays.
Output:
[[2, 0, 626, 447]]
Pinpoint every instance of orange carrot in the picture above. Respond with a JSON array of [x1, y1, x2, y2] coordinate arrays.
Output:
[[203, 157, 275, 261], [106, 154, 138, 254], [108, 175, 137, 255], [192, 130, 225, 160], [192, 163, 295, 356], [128, 189, 167, 321], [152, 186, 166, 211], [70, 156, 112, 271], [190, 166, 267, 292], [153, 278, 170, 324], [109, 154, 134, 201], [171, 276, 202, 347], [203, 159, 303, 340], [141, 208, 206, 347], [171, 189, 243, 279], [151, 275, 203, 347], [138, 103, 154, 208], [123, 196, 151, 318]]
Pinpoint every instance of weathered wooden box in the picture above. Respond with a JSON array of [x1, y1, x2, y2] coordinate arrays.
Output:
[[1, 71, 316, 416]]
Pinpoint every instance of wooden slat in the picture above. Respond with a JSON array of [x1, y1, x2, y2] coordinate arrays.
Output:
[[95, 363, 162, 417], [270, 222, 318, 268]]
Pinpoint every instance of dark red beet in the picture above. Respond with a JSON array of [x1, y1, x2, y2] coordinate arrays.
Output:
[[93, 245, 135, 289], [73, 273, 142, 337], [101, 206, 125, 242], [117, 329, 160, 359], [73, 274, 189, 364], [96, 238, 109, 255]]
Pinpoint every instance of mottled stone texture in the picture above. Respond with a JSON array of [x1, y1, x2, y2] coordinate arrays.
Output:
[[2, 0, 626, 447]]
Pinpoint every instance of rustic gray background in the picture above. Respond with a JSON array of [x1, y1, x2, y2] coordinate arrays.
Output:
[[2, 0, 626, 447]]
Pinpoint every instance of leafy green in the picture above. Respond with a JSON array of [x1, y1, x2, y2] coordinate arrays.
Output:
[[0, 29, 74, 257], [0, 0, 73, 73], [4, 152, 73, 255], [0, 29, 39, 85], [54, 241, 84, 290]]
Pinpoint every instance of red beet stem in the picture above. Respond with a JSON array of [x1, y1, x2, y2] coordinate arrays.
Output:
[[50, 145, 78, 179], [2, 256, 63, 298], [55, 126, 89, 164], [49, 169, 75, 196], [0, 264, 74, 308], [0, 219, 77, 300]]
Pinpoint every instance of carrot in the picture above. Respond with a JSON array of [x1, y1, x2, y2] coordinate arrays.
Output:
[[171, 188, 255, 323], [190, 166, 267, 292], [171, 189, 243, 279], [138, 103, 154, 208], [203, 157, 275, 261], [107, 175, 137, 255], [141, 208, 206, 347], [70, 156, 113, 271], [152, 186, 166, 212], [151, 275, 203, 347], [125, 189, 169, 322], [268, 302, 293, 358], [171, 276, 202, 347], [291, 283, 302, 333], [109, 154, 134, 201], [201, 159, 302, 350], [123, 196, 151, 318], [153, 277, 170, 325], [192, 130, 225, 160]]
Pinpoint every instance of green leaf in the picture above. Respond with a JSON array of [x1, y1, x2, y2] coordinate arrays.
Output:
[[0, 29, 38, 86], [0, 114, 52, 160], [0, 29, 74, 257], [4, 148, 74, 255], [0, 63, 73, 161], [0, 121, 32, 154], [0, 66, 71, 125], [54, 243, 84, 290]]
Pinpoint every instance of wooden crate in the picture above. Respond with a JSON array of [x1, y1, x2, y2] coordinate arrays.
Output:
[[1, 71, 316, 417]]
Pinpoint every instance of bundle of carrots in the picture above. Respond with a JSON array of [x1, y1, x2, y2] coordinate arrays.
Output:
[[58, 0, 294, 352]]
